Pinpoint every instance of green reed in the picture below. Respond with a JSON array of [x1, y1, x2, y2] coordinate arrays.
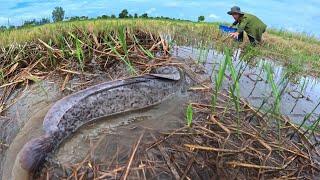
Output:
[[0, 69, 4, 84], [106, 27, 137, 75], [107, 40, 137, 75], [294, 100, 320, 138], [133, 35, 155, 59], [118, 26, 128, 57], [75, 38, 84, 71], [226, 48, 241, 133], [47, 39, 57, 67], [69, 32, 85, 71], [186, 104, 193, 127], [264, 63, 281, 114], [309, 116, 320, 135], [211, 50, 228, 112], [264, 63, 282, 141]]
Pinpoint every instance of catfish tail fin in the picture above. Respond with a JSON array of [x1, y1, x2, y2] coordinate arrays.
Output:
[[19, 135, 55, 172]]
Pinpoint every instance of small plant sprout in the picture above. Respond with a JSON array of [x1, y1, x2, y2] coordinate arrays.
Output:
[[75, 38, 85, 71], [186, 103, 193, 127]]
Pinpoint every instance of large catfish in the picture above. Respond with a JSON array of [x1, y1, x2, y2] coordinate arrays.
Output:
[[19, 66, 186, 172]]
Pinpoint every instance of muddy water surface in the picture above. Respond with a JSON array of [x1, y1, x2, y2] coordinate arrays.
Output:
[[1, 84, 192, 179], [50, 93, 189, 167], [1, 82, 61, 180], [173, 46, 320, 125]]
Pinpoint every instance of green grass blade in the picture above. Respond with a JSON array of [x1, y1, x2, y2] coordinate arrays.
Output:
[[186, 104, 193, 127]]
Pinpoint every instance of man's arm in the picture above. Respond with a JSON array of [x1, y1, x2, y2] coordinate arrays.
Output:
[[230, 21, 238, 27], [236, 17, 248, 33], [232, 21, 238, 26], [230, 18, 248, 39]]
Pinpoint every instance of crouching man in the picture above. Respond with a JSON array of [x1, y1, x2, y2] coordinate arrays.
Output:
[[228, 6, 267, 45]]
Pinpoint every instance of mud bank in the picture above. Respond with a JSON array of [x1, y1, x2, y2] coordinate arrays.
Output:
[[0, 62, 131, 179]]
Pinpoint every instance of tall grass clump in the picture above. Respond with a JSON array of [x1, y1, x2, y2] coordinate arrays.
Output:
[[1, 19, 320, 78], [68, 32, 85, 71], [197, 40, 210, 64], [106, 26, 137, 75]]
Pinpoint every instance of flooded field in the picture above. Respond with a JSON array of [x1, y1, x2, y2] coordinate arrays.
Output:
[[173, 46, 320, 126]]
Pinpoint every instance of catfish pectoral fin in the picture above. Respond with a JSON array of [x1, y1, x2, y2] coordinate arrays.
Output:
[[19, 135, 55, 172]]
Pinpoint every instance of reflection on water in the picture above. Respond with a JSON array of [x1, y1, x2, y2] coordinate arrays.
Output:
[[173, 46, 320, 126]]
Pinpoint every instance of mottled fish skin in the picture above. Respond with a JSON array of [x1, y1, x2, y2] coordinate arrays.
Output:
[[19, 66, 185, 172], [43, 79, 127, 134], [48, 75, 182, 143]]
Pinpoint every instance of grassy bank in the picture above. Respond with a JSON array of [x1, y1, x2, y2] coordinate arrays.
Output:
[[0, 19, 320, 76]]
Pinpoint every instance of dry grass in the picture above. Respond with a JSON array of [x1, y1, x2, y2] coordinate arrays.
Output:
[[0, 19, 319, 77], [36, 85, 320, 179]]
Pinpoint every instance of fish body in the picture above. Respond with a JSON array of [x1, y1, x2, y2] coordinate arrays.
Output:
[[19, 66, 185, 172]]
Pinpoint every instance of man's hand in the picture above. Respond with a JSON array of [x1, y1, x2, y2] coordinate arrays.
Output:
[[230, 32, 239, 39]]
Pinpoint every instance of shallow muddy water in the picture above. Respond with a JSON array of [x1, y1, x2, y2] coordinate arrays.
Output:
[[1, 82, 61, 180], [0, 62, 136, 179], [0, 78, 196, 179], [1, 46, 320, 179], [50, 93, 189, 166], [173, 46, 320, 126]]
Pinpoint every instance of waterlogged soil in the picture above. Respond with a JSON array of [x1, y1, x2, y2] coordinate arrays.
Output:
[[0, 82, 61, 180], [1, 49, 320, 179], [173, 46, 320, 126], [0, 62, 131, 180], [0, 60, 205, 179], [45, 93, 190, 169]]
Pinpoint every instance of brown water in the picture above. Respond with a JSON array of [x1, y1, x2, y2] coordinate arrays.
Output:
[[1, 81, 61, 180], [1, 62, 132, 179], [0, 82, 193, 179], [50, 93, 189, 166]]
